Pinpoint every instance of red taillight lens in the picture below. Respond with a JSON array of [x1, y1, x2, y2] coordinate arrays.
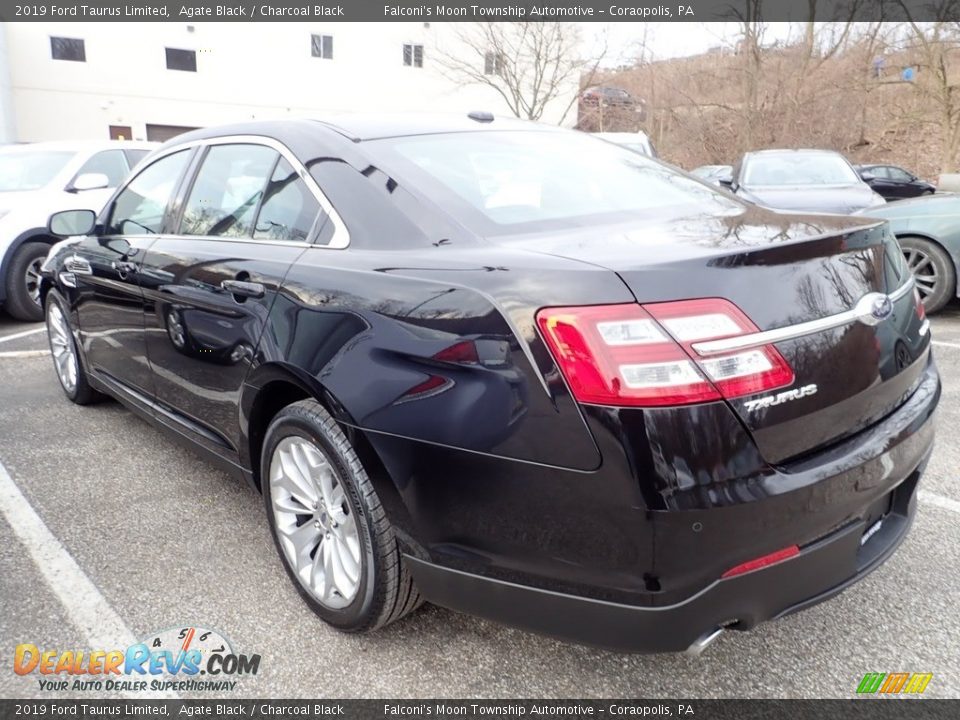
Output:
[[913, 288, 926, 320], [536, 298, 794, 408]]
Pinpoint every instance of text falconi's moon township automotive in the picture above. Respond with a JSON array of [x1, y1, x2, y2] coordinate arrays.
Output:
[[382, 5, 694, 19]]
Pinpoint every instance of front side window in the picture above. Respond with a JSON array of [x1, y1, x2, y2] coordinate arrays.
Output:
[[166, 48, 197, 72], [742, 154, 860, 187], [888, 167, 912, 182], [107, 150, 190, 235], [403, 44, 423, 68], [51, 37, 85, 62], [75, 150, 128, 187], [179, 144, 278, 238], [311, 34, 333, 59], [0, 150, 75, 192], [254, 159, 321, 242]]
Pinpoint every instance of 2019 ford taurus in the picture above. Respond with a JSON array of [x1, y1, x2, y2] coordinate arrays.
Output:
[[41, 115, 938, 654]]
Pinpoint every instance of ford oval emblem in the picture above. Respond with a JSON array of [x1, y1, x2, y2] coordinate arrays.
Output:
[[871, 296, 893, 321], [854, 292, 894, 327]]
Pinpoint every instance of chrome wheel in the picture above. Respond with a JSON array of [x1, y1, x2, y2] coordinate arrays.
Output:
[[269, 436, 362, 609], [47, 302, 78, 394], [25, 257, 43, 307], [904, 247, 938, 302]]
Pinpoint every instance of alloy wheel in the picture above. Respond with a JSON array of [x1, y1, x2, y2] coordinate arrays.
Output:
[[269, 436, 362, 609], [25, 257, 43, 307], [903, 247, 938, 303], [47, 302, 78, 394]]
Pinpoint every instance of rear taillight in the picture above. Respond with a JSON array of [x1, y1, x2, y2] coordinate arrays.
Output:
[[913, 288, 926, 320], [536, 299, 794, 408]]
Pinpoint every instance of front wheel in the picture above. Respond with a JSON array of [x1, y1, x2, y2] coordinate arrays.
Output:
[[262, 399, 422, 632], [900, 236, 955, 313], [5, 242, 49, 321], [45, 291, 101, 404]]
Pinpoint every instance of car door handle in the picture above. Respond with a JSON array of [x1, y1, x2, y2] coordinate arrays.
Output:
[[221, 279, 265, 299]]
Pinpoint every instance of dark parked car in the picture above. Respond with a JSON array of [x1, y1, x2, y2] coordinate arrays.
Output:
[[856, 164, 936, 201], [41, 116, 938, 655], [581, 86, 637, 108], [857, 193, 960, 313], [724, 149, 887, 214]]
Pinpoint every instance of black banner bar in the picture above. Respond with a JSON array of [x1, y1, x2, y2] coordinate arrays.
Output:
[[3, 0, 960, 23], [0, 700, 956, 720]]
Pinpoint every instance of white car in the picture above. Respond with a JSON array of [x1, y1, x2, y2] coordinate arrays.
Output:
[[0, 140, 156, 320]]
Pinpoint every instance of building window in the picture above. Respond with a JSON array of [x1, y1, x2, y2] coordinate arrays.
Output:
[[50, 37, 85, 62], [484, 51, 505, 76], [311, 34, 333, 59], [165, 47, 197, 72], [403, 44, 424, 68]]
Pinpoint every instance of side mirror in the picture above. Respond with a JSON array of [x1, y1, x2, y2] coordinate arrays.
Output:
[[49, 209, 97, 237], [68, 173, 110, 193], [718, 176, 735, 189], [859, 172, 875, 180]]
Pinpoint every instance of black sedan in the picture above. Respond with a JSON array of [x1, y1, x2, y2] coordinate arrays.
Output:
[[41, 116, 938, 654], [856, 164, 936, 201], [724, 149, 887, 214]]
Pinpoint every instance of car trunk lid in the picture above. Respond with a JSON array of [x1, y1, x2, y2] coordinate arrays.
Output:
[[510, 206, 931, 464]]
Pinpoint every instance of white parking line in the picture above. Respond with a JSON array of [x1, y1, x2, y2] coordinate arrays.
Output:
[[932, 340, 960, 350], [0, 327, 45, 344], [0, 458, 177, 699], [0, 350, 50, 359], [919, 490, 960, 515]]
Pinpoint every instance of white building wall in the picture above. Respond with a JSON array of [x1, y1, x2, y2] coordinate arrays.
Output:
[[3, 22, 579, 142], [0, 24, 16, 142]]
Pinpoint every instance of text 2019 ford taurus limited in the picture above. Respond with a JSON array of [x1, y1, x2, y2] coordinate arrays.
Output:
[[40, 115, 938, 654]]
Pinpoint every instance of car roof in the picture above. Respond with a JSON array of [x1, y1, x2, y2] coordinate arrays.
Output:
[[747, 148, 844, 157], [593, 132, 651, 141], [312, 113, 553, 141], [0, 140, 156, 153], [160, 114, 558, 148]]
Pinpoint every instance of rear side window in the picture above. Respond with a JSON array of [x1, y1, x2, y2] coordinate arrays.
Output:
[[75, 150, 128, 187], [179, 144, 278, 237], [253, 158, 320, 242], [107, 150, 190, 235]]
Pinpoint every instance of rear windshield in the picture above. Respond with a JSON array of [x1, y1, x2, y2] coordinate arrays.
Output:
[[0, 150, 75, 192], [369, 131, 738, 234], [743, 153, 860, 187]]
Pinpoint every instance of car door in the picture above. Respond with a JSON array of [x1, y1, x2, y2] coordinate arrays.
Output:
[[887, 166, 917, 198], [863, 166, 895, 199], [71, 148, 194, 410], [137, 140, 321, 463]]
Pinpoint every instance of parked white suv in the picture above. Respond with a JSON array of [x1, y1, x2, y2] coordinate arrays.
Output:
[[0, 140, 156, 320]]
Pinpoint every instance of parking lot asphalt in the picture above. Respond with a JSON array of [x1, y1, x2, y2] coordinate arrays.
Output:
[[1, 305, 959, 700]]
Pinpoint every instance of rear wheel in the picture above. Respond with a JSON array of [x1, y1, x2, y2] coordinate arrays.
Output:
[[45, 291, 100, 404], [262, 399, 422, 632], [900, 236, 955, 313], [5, 242, 49, 321]]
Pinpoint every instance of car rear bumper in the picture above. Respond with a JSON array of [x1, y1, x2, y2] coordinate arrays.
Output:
[[406, 465, 921, 653]]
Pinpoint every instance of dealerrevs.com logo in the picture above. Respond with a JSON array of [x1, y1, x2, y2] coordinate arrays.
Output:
[[13, 626, 260, 693]]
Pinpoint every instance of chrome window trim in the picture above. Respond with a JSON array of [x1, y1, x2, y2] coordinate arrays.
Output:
[[128, 134, 349, 249], [692, 277, 916, 357]]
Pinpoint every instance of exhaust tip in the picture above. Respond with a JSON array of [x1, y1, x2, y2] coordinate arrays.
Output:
[[684, 627, 725, 657]]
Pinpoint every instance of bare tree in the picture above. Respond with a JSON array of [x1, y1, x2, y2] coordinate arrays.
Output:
[[434, 22, 604, 124], [896, 3, 960, 173]]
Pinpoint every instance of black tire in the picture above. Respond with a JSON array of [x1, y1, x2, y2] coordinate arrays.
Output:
[[261, 399, 422, 632], [44, 291, 101, 405], [5, 241, 49, 321], [900, 236, 955, 314]]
